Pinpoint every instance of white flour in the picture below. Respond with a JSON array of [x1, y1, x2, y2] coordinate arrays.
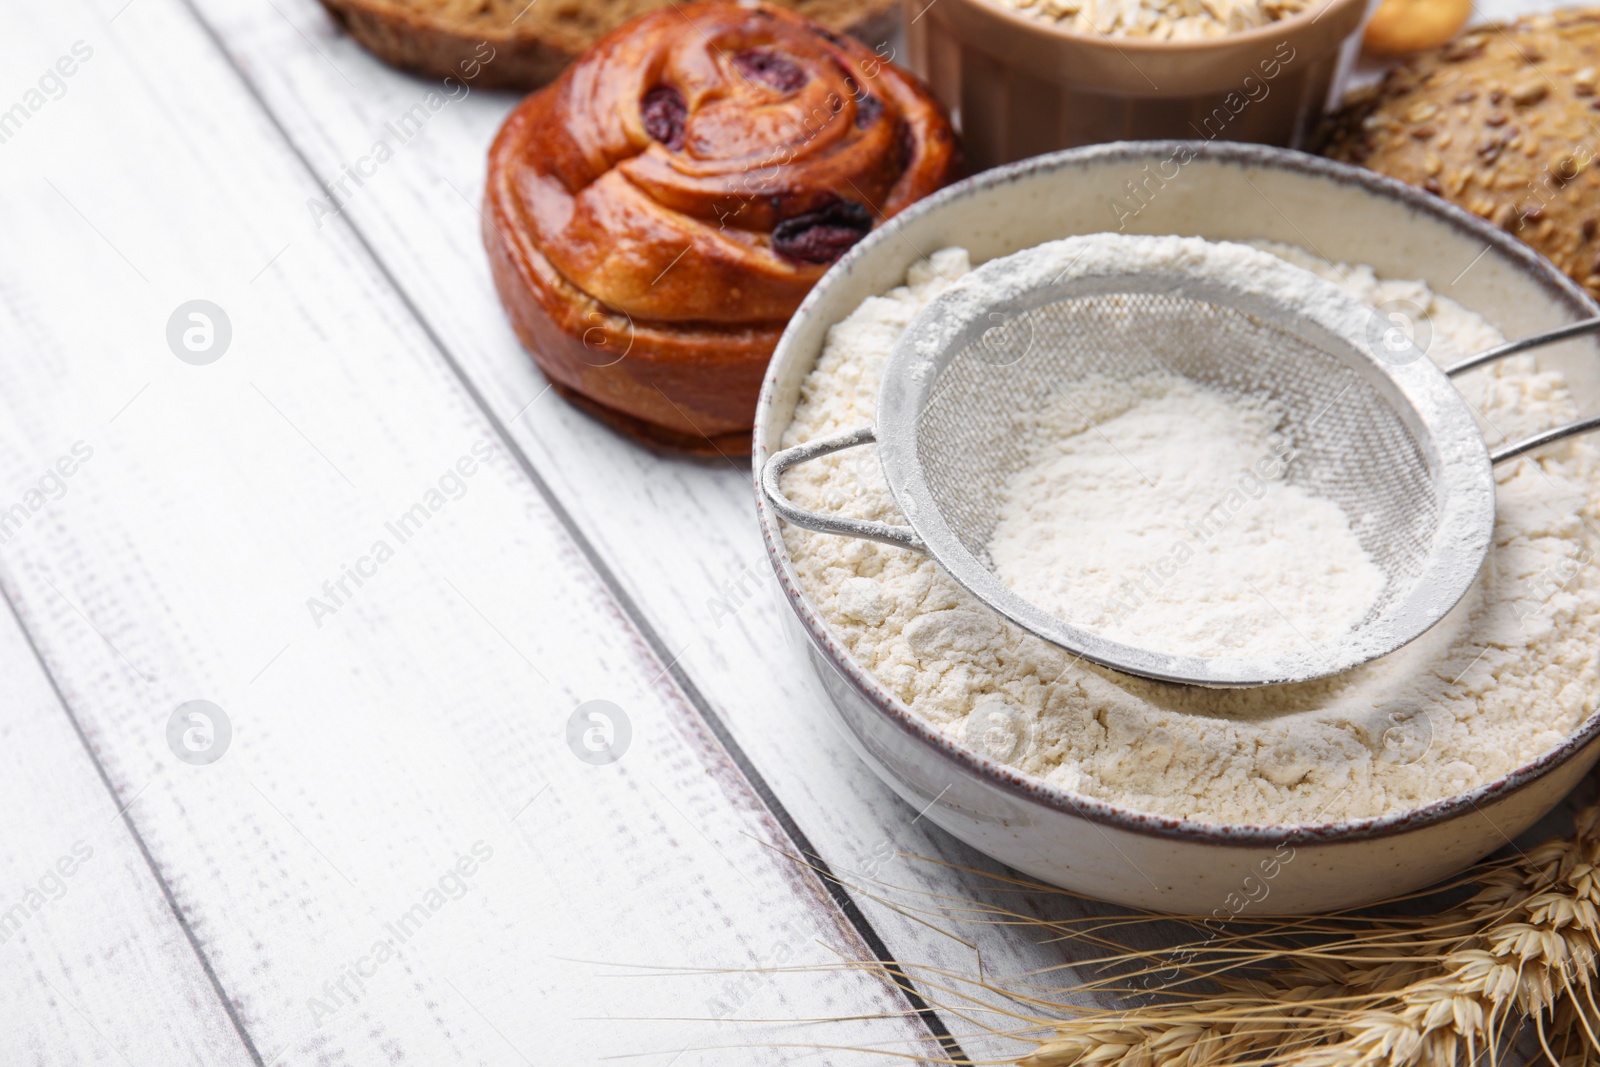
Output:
[[987, 373, 1386, 657], [779, 242, 1600, 825]]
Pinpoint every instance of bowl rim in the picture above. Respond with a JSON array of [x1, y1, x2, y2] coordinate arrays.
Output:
[[753, 139, 1600, 846], [921, 0, 1366, 54]]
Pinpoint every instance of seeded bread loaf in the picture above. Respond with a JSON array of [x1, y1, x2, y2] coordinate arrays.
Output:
[[318, 0, 901, 89], [1320, 10, 1600, 298]]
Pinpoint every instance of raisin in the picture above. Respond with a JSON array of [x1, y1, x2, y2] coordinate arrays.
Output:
[[732, 49, 808, 93], [855, 93, 884, 128], [772, 199, 872, 264], [642, 86, 687, 150]]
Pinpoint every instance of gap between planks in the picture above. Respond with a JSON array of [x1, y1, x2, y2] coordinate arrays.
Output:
[[0, 579, 268, 1065], [166, 0, 971, 1059]]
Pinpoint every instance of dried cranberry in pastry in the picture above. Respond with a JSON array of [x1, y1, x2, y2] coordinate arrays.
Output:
[[842, 76, 882, 127], [642, 86, 687, 150], [772, 199, 872, 264], [732, 49, 808, 92], [855, 93, 883, 128]]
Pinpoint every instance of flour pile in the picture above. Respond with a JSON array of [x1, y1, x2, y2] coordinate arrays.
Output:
[[778, 241, 1600, 825], [987, 373, 1386, 658]]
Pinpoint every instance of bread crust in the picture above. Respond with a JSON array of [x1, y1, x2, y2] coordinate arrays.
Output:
[[319, 0, 900, 90], [483, 1, 959, 454], [1361, 0, 1471, 57], [318, 0, 574, 88], [1321, 9, 1600, 298]]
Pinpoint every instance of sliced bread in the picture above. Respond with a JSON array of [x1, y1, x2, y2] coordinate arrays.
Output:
[[318, 0, 900, 88]]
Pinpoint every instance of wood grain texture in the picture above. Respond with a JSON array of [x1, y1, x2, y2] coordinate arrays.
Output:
[[3, 0, 1589, 1063], [0, 594, 251, 1066], [177, 3, 1142, 1044], [0, 1, 938, 1063], [173, 0, 1600, 1058]]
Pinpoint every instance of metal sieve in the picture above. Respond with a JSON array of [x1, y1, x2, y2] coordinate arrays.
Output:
[[761, 235, 1600, 688]]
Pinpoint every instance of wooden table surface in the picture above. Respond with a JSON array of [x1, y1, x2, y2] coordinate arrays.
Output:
[[0, 1, 1579, 1064]]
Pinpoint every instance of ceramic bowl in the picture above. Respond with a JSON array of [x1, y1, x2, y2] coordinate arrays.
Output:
[[905, 0, 1369, 172], [752, 141, 1600, 914]]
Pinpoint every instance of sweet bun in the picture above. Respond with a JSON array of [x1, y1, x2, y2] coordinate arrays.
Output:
[[1322, 10, 1600, 298], [483, 1, 960, 454]]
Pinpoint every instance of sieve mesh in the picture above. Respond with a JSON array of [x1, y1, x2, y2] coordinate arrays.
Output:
[[829, 233, 1504, 686], [914, 291, 1441, 634]]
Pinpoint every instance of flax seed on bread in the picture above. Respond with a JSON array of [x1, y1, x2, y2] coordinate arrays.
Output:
[[318, 0, 901, 89]]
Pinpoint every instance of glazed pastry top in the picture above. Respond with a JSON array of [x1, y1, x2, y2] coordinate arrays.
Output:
[[491, 1, 959, 325]]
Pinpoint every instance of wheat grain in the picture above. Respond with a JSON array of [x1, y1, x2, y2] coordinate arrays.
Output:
[[807, 796, 1600, 1067], [1036, 801, 1600, 1067], [725, 797, 1600, 1066]]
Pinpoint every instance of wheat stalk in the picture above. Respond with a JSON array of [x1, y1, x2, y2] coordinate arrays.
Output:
[[749, 796, 1600, 1067], [705, 792, 1600, 1067], [997, 801, 1600, 1067]]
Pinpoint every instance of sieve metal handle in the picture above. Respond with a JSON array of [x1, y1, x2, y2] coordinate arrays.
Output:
[[760, 426, 925, 552], [1445, 316, 1600, 377], [1445, 315, 1600, 464], [1488, 414, 1600, 465]]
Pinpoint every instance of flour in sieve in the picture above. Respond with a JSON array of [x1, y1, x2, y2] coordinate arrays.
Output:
[[779, 243, 1600, 825], [987, 373, 1386, 657]]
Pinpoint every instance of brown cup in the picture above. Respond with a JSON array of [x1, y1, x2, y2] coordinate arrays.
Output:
[[905, 0, 1368, 171]]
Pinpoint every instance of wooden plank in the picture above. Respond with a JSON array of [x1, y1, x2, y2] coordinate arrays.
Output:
[[182, 0, 1130, 1016], [176, 4, 1600, 1058], [24, 1, 1580, 1063], [0, 592, 252, 1066], [0, 1, 939, 1063], [0, 20, 255, 1067]]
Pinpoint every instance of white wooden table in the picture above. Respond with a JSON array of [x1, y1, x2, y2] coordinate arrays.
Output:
[[0, 1, 1577, 1064]]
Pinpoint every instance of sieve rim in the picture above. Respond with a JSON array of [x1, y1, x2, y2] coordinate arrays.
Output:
[[874, 235, 1497, 687]]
